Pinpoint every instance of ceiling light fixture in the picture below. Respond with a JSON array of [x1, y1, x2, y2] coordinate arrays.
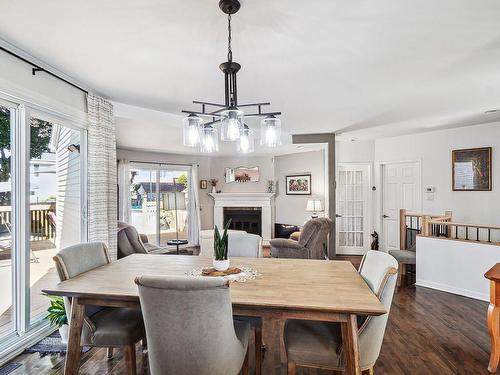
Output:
[[181, 0, 282, 153]]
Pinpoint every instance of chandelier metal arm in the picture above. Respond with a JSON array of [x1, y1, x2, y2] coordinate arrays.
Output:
[[192, 100, 226, 107], [243, 111, 282, 118]]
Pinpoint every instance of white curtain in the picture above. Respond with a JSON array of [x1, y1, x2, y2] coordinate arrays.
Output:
[[187, 164, 201, 245], [87, 93, 118, 259], [117, 159, 131, 223]]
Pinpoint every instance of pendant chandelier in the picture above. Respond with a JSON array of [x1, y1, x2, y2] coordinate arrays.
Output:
[[182, 0, 282, 153]]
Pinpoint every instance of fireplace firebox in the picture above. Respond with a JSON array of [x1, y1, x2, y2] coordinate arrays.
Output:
[[223, 207, 262, 236]]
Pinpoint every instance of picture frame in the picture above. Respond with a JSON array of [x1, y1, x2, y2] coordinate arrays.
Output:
[[452, 147, 492, 191], [200, 179, 208, 189], [286, 174, 312, 195]]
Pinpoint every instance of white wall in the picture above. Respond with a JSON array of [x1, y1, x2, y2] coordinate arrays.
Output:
[[374, 123, 500, 226], [274, 151, 325, 225], [0, 47, 87, 114], [417, 236, 500, 301]]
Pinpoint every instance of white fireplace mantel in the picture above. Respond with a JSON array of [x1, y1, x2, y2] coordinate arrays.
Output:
[[209, 193, 274, 243]]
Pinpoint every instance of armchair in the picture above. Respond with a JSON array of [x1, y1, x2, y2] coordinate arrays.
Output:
[[117, 222, 164, 258], [270, 217, 333, 259]]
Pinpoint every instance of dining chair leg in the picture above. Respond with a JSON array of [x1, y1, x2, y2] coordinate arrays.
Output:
[[255, 326, 262, 375], [397, 263, 403, 288], [124, 344, 137, 375], [287, 360, 296, 375], [242, 346, 249, 375], [106, 347, 113, 358]]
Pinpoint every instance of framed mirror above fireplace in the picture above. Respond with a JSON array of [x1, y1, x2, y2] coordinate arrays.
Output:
[[225, 166, 260, 183]]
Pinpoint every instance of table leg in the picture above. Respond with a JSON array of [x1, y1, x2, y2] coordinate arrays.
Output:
[[488, 303, 500, 373], [341, 314, 361, 375], [64, 297, 85, 375], [260, 316, 286, 375]]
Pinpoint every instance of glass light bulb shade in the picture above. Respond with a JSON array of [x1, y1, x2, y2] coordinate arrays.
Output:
[[237, 128, 255, 153], [182, 115, 203, 147], [220, 109, 243, 141], [199, 126, 219, 153], [260, 116, 282, 147]]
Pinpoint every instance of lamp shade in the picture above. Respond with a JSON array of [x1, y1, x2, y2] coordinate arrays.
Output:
[[220, 108, 243, 141], [306, 199, 323, 212], [182, 114, 202, 147], [199, 125, 219, 153], [237, 126, 255, 153], [260, 115, 282, 147]]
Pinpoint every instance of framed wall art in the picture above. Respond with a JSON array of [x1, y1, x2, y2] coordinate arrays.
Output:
[[452, 147, 492, 191], [286, 174, 311, 195]]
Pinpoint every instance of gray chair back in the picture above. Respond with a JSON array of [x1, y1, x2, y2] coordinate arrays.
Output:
[[117, 223, 148, 258], [135, 275, 247, 375], [356, 250, 398, 369], [298, 217, 333, 259], [228, 232, 261, 257], [53, 242, 111, 341]]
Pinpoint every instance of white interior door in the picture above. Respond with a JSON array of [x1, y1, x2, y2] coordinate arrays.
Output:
[[336, 164, 371, 255], [381, 161, 421, 251]]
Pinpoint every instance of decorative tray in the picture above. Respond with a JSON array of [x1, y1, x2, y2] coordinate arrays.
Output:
[[186, 266, 260, 283], [201, 267, 242, 277]]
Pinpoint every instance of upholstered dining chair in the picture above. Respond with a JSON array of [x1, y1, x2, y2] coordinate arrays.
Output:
[[53, 242, 145, 375], [284, 250, 398, 375], [199, 229, 263, 258], [135, 275, 251, 375], [270, 217, 333, 259]]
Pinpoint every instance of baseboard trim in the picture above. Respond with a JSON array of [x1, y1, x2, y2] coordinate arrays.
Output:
[[416, 279, 489, 302]]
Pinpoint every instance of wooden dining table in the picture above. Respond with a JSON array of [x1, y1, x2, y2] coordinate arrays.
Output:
[[43, 254, 386, 375]]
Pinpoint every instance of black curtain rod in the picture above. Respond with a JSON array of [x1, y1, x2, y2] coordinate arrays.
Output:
[[0, 46, 89, 94]]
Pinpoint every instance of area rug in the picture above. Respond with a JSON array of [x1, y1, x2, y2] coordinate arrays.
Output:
[[24, 331, 91, 357], [0, 363, 22, 375]]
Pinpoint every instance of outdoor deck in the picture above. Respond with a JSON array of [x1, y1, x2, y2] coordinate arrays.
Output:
[[0, 240, 57, 338]]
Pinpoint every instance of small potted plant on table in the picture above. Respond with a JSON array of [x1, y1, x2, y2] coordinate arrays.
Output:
[[44, 294, 69, 344], [213, 219, 232, 271]]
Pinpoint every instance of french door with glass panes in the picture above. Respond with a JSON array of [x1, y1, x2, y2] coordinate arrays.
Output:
[[0, 98, 87, 361], [336, 163, 371, 255]]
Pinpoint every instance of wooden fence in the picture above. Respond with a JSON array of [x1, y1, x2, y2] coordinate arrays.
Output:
[[0, 203, 56, 241]]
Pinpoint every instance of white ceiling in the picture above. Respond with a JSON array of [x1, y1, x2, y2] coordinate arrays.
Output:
[[1, 0, 500, 154]]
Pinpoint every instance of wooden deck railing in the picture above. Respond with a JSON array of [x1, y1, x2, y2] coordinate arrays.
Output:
[[0, 203, 55, 241], [401, 208, 500, 246]]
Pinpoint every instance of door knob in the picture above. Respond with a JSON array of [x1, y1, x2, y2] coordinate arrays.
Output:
[[382, 214, 389, 218], [335, 214, 342, 218]]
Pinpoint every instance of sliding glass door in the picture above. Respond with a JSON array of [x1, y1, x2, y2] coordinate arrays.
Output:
[[0, 101, 15, 342], [0, 99, 87, 360], [129, 163, 190, 248]]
